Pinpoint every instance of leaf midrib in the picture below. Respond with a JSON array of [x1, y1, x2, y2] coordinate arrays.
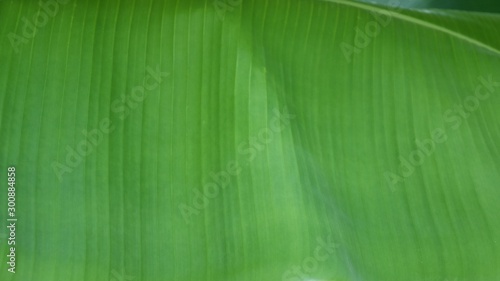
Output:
[[323, 0, 500, 55]]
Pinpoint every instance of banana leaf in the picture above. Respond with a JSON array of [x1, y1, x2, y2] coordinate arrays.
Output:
[[0, 0, 499, 280]]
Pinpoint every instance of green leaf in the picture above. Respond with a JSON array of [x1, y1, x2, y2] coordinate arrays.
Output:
[[0, 0, 499, 281]]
